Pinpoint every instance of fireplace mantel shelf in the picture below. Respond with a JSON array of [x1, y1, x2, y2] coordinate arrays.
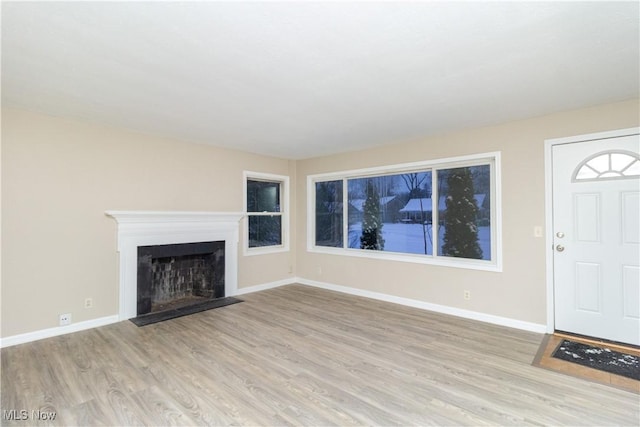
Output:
[[106, 211, 244, 224]]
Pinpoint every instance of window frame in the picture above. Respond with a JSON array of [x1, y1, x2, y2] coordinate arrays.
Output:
[[307, 152, 502, 272], [243, 171, 290, 256]]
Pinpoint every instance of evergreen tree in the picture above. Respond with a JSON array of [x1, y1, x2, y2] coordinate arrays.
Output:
[[360, 180, 384, 250], [441, 167, 482, 259]]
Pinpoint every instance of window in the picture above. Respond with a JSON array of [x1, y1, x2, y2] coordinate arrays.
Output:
[[244, 172, 289, 254], [573, 150, 640, 181], [308, 153, 501, 271], [315, 180, 343, 247]]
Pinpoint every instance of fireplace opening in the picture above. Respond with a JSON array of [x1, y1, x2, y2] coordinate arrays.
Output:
[[137, 241, 225, 316]]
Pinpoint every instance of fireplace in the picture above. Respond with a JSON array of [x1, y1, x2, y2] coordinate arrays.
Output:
[[137, 241, 225, 315], [106, 211, 243, 320]]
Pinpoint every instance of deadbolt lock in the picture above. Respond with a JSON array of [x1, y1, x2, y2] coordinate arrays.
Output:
[[556, 232, 565, 238]]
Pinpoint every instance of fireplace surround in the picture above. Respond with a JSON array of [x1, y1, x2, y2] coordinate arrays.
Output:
[[106, 211, 243, 320]]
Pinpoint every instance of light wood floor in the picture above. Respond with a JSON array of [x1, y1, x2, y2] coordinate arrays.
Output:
[[2, 284, 639, 426]]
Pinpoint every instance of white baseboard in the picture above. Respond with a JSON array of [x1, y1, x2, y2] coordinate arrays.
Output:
[[0, 315, 120, 349], [1, 276, 547, 348], [297, 278, 547, 334], [0, 278, 296, 349], [233, 277, 297, 296]]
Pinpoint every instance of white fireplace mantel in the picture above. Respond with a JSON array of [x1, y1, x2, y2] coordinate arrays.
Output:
[[106, 211, 244, 320]]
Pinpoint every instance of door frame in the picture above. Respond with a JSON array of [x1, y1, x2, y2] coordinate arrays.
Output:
[[544, 127, 640, 334]]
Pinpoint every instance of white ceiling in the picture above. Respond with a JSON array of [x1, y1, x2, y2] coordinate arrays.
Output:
[[2, 2, 639, 159]]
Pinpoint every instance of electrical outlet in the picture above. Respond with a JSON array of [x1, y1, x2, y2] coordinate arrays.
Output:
[[59, 313, 72, 326], [317, 266, 322, 276], [463, 290, 471, 301], [84, 298, 93, 309]]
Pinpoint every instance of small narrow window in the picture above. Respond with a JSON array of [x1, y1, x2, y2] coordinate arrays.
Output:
[[244, 172, 289, 254]]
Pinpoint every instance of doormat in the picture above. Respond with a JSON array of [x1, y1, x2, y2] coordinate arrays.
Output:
[[552, 339, 640, 380], [130, 297, 243, 327]]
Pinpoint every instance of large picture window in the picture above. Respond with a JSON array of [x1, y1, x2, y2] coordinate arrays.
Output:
[[308, 153, 501, 271], [244, 172, 289, 254]]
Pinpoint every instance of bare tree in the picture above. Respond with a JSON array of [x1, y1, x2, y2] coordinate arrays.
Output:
[[400, 173, 429, 198], [401, 172, 431, 254]]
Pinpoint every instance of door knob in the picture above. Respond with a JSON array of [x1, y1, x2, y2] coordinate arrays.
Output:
[[556, 244, 565, 252]]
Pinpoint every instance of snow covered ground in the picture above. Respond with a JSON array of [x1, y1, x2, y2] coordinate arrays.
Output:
[[348, 222, 491, 260]]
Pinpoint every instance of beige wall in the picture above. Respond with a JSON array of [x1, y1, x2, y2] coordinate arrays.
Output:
[[1, 109, 295, 337], [2, 99, 638, 339], [295, 99, 640, 325]]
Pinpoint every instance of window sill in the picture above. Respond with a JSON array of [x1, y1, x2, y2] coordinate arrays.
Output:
[[244, 245, 290, 257], [307, 245, 502, 272]]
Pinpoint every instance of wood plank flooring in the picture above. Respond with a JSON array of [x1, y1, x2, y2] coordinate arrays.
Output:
[[2, 284, 639, 426]]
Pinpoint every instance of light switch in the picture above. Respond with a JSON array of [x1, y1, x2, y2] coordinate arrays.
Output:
[[534, 226, 543, 237]]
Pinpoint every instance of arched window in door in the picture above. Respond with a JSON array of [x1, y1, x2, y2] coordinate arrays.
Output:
[[573, 150, 640, 182]]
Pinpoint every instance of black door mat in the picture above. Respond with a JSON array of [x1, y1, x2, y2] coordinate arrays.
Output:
[[130, 297, 243, 327], [552, 339, 639, 380]]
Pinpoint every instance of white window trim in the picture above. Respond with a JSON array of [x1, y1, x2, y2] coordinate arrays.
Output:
[[243, 171, 290, 256], [307, 152, 502, 272]]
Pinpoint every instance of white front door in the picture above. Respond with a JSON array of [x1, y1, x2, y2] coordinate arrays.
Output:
[[552, 133, 640, 345]]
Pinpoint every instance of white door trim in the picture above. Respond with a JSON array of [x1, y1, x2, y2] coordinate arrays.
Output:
[[544, 127, 640, 334]]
